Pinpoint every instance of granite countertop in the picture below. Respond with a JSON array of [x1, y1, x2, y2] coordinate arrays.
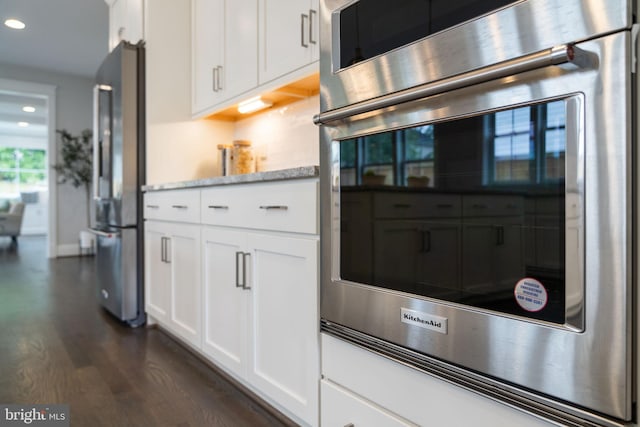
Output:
[[142, 165, 319, 192]]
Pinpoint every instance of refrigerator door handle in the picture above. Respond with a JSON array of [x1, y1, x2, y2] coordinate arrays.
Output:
[[93, 84, 113, 200], [88, 227, 120, 238]]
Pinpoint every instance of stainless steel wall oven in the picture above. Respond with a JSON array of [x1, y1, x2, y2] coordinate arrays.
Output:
[[316, 1, 637, 425]]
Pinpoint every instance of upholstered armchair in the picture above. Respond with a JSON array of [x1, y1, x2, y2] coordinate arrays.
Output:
[[0, 202, 25, 244]]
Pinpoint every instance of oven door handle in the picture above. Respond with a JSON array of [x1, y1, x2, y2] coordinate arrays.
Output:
[[314, 44, 591, 125]]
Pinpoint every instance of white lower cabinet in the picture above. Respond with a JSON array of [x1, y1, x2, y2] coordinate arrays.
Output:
[[144, 220, 202, 349], [202, 226, 319, 426], [146, 178, 320, 426]]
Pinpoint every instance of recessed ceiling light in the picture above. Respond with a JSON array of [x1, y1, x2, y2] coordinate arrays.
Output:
[[4, 19, 26, 30], [17, 122, 29, 127], [22, 106, 35, 113]]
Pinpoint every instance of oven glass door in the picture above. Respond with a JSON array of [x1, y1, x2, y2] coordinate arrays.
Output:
[[338, 98, 580, 327], [337, 0, 518, 69]]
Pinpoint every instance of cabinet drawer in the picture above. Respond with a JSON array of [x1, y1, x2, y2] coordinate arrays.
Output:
[[321, 380, 415, 427], [201, 179, 318, 234], [462, 195, 524, 217], [374, 192, 461, 219], [144, 189, 201, 223]]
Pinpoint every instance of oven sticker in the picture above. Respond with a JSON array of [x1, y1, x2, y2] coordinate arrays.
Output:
[[401, 308, 448, 334], [514, 278, 548, 312]]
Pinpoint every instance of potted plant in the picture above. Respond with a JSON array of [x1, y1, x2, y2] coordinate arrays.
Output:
[[53, 128, 93, 231], [407, 175, 430, 187], [362, 170, 386, 186]]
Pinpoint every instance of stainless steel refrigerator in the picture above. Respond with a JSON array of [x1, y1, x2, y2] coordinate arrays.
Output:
[[91, 41, 145, 327]]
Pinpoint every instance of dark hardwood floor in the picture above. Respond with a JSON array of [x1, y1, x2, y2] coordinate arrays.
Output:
[[0, 236, 295, 426]]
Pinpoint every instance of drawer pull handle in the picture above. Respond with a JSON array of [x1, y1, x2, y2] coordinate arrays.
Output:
[[344, 424, 355, 427], [172, 205, 188, 209], [436, 204, 453, 208], [259, 205, 288, 210], [393, 203, 411, 208], [208, 205, 229, 210], [472, 204, 487, 209], [146, 204, 159, 209]]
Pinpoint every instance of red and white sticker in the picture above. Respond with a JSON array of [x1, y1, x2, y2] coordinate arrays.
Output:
[[514, 278, 548, 312]]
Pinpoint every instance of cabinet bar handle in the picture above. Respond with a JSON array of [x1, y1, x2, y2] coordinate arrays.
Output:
[[259, 205, 288, 210], [420, 230, 431, 253], [161, 237, 171, 263], [212, 67, 217, 92], [301, 14, 309, 47], [309, 9, 317, 44], [235, 251, 244, 288], [216, 65, 223, 90], [436, 203, 453, 208], [146, 204, 159, 209], [496, 225, 505, 246], [208, 205, 229, 209], [242, 253, 251, 290], [344, 424, 355, 427], [393, 203, 411, 208], [172, 205, 188, 209]]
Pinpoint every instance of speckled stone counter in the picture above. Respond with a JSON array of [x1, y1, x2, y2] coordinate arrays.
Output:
[[142, 165, 319, 192]]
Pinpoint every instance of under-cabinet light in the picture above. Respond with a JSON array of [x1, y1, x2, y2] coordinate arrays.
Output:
[[22, 106, 35, 113], [17, 122, 29, 127], [4, 19, 25, 30], [237, 96, 272, 114]]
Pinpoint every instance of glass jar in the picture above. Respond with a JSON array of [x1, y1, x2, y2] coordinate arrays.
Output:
[[231, 140, 255, 174]]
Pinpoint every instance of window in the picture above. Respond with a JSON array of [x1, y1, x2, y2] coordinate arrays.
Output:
[[340, 125, 434, 187], [489, 100, 566, 185], [0, 148, 47, 198]]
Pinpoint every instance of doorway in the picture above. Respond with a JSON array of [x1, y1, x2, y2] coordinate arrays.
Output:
[[0, 78, 57, 257]]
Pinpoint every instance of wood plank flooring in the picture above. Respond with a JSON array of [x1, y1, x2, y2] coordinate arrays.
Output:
[[0, 236, 296, 426]]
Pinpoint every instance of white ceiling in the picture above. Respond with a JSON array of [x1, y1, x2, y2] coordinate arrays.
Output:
[[0, 0, 109, 140], [0, 0, 109, 78]]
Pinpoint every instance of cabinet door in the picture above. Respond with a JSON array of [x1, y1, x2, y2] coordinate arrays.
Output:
[[493, 219, 525, 290], [417, 221, 461, 297], [247, 233, 319, 426], [167, 222, 202, 348], [108, 0, 143, 51], [192, 0, 223, 113], [258, 0, 318, 84], [461, 222, 496, 292], [222, 0, 257, 100], [144, 221, 171, 322], [373, 221, 421, 293], [201, 226, 248, 378], [109, 0, 126, 51], [321, 380, 416, 427]]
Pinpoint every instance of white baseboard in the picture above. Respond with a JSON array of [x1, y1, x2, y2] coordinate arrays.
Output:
[[56, 243, 81, 257]]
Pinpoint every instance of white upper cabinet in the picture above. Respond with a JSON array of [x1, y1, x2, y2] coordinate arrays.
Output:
[[258, 0, 319, 84], [191, 0, 318, 117], [192, 0, 258, 115], [106, 0, 144, 51]]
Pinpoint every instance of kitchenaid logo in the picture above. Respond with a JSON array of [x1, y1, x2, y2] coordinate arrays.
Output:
[[401, 308, 448, 334], [1, 405, 68, 426]]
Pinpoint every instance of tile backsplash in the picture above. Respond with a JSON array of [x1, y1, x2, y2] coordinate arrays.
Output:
[[233, 95, 320, 171]]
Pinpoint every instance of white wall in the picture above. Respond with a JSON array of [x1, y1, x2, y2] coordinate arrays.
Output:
[[144, 0, 234, 185], [0, 63, 97, 253], [233, 95, 320, 172]]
